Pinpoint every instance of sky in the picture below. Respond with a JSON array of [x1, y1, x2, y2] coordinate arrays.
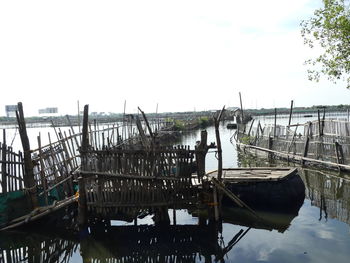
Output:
[[1, 0, 350, 117]]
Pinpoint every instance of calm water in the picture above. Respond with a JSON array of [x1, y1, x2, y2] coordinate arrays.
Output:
[[1, 119, 350, 262]]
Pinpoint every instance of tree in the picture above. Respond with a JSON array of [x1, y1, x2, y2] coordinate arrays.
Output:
[[301, 0, 350, 88]]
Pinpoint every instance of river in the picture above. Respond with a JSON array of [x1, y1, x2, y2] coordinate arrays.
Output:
[[0, 117, 350, 262]]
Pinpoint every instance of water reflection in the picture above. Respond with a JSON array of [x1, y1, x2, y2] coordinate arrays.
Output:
[[300, 169, 350, 225], [0, 199, 306, 263]]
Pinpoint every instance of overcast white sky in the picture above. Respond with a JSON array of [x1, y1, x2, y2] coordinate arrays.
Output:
[[1, 0, 349, 116]]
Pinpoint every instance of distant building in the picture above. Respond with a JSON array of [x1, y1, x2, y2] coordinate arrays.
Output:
[[5, 105, 18, 117], [38, 107, 58, 115]]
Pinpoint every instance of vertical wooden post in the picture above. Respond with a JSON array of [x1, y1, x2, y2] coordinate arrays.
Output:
[[196, 130, 208, 177], [317, 110, 322, 136], [78, 104, 89, 227], [247, 119, 255, 137], [273, 108, 277, 138], [173, 208, 177, 225], [37, 134, 48, 205], [213, 186, 219, 221], [214, 106, 225, 181], [16, 102, 38, 208], [239, 92, 244, 122], [322, 108, 326, 135], [268, 136, 273, 160], [302, 122, 311, 165], [288, 100, 294, 127], [1, 129, 7, 193], [123, 100, 127, 140]]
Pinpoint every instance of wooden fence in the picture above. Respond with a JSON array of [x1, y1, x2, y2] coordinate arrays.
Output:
[[0, 142, 24, 194], [79, 146, 199, 217], [240, 119, 350, 170]]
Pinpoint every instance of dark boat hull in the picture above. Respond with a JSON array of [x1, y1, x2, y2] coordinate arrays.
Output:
[[222, 172, 305, 213]]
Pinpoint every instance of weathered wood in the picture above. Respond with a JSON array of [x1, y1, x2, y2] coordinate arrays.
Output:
[[78, 104, 89, 227], [247, 119, 255, 137], [288, 100, 293, 127], [239, 92, 244, 122], [135, 115, 149, 147], [16, 102, 38, 208], [37, 134, 49, 205], [195, 131, 208, 177], [273, 108, 277, 138], [211, 177, 260, 219], [1, 130, 7, 193], [302, 122, 312, 165], [214, 106, 225, 181], [138, 107, 154, 142]]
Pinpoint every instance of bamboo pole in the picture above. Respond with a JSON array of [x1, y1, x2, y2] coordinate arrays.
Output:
[[37, 134, 48, 205]]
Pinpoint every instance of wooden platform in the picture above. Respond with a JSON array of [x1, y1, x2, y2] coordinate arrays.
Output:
[[206, 167, 298, 182]]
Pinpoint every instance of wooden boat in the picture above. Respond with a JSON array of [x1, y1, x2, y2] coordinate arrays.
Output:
[[226, 123, 237, 129], [207, 167, 305, 213]]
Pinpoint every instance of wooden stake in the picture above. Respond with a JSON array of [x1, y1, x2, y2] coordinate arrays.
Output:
[[78, 104, 89, 227], [288, 100, 293, 127], [16, 102, 38, 208], [37, 134, 49, 205], [239, 92, 244, 122], [273, 108, 277, 138], [214, 106, 225, 181], [138, 107, 154, 141], [1, 130, 7, 193]]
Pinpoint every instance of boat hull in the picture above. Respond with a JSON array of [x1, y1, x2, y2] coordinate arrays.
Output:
[[222, 172, 305, 213]]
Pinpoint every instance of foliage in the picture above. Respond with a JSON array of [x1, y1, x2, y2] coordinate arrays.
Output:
[[301, 0, 350, 87], [173, 119, 185, 131], [198, 116, 211, 128], [240, 135, 254, 145]]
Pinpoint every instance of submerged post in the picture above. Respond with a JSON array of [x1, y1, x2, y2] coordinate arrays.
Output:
[[214, 106, 225, 181], [239, 92, 244, 122], [78, 104, 89, 227], [196, 130, 208, 177], [288, 100, 294, 127], [16, 102, 38, 208], [302, 122, 312, 165]]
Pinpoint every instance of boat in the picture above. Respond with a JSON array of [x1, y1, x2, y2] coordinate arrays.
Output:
[[226, 123, 238, 129], [207, 167, 305, 213]]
